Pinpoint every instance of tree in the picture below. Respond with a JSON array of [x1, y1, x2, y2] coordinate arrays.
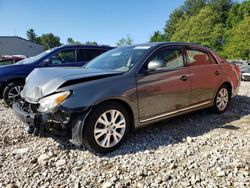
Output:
[[164, 8, 185, 41], [150, 31, 166, 42], [208, 0, 234, 24], [149, 0, 249, 59], [116, 34, 133, 47], [171, 6, 224, 51], [67, 37, 81, 44], [226, 0, 250, 28], [223, 16, 250, 60], [39, 33, 61, 50], [26, 29, 37, 42], [181, 0, 206, 15], [85, 41, 98, 45]]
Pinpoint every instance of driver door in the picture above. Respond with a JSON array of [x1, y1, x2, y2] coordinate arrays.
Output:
[[136, 46, 191, 121]]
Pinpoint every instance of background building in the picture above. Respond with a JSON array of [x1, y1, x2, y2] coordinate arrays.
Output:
[[0, 36, 44, 57]]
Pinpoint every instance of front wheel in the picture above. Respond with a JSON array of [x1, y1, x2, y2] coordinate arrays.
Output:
[[3, 82, 24, 107], [82, 102, 130, 154], [213, 85, 230, 114]]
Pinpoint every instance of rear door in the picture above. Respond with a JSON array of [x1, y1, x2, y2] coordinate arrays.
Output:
[[136, 45, 191, 121], [184, 46, 222, 105]]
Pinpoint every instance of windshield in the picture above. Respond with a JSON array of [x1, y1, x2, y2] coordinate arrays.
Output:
[[15, 48, 57, 65], [85, 46, 151, 72]]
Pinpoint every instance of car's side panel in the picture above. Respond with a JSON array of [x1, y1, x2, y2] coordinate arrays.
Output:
[[188, 64, 223, 104], [136, 68, 191, 121], [58, 73, 139, 123]]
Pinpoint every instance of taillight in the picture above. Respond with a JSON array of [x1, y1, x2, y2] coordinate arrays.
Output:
[[235, 65, 240, 75]]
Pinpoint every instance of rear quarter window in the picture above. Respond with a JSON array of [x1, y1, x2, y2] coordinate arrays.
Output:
[[186, 49, 211, 66]]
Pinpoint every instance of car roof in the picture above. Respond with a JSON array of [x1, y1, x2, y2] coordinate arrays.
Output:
[[58, 44, 114, 49], [128, 42, 211, 51]]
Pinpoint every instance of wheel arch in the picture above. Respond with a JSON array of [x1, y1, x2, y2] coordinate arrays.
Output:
[[1, 77, 26, 98], [3, 77, 26, 87], [221, 81, 232, 99]]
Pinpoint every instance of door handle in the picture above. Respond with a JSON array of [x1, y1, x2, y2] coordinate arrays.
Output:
[[215, 71, 220, 75], [180, 75, 188, 81]]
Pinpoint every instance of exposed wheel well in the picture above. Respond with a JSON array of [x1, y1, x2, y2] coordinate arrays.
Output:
[[96, 99, 135, 130]]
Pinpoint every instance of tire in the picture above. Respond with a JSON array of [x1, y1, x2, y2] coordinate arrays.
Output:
[[3, 82, 24, 107], [82, 102, 130, 154], [213, 84, 230, 114]]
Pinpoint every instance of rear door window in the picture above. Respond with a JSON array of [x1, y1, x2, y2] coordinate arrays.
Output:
[[77, 49, 106, 62], [186, 49, 211, 66]]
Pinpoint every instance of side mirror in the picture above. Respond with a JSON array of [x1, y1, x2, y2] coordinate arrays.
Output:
[[42, 59, 50, 67], [147, 60, 164, 71]]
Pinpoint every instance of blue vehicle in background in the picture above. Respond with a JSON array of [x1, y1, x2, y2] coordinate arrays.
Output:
[[0, 44, 113, 106]]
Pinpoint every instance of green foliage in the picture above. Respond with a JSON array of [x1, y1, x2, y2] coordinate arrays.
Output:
[[171, 6, 224, 51], [26, 29, 37, 43], [116, 34, 133, 47], [223, 16, 250, 60], [67, 38, 98, 45], [85, 41, 98, 46], [181, 0, 206, 15], [207, 0, 233, 23], [227, 0, 250, 28], [150, 31, 166, 42], [67, 38, 81, 44], [26, 29, 61, 50], [150, 0, 250, 60], [38, 33, 61, 50], [164, 8, 185, 41]]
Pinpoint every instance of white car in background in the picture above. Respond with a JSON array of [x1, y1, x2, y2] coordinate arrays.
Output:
[[230, 61, 249, 81], [242, 67, 250, 81]]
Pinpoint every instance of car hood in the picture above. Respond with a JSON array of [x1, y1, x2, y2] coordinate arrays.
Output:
[[0, 63, 22, 70], [22, 67, 121, 102]]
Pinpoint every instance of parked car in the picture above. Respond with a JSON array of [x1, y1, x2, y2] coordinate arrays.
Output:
[[0, 44, 113, 106], [242, 67, 250, 81], [0, 55, 26, 66], [13, 42, 240, 153]]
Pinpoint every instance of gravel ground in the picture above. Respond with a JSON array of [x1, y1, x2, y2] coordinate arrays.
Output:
[[0, 83, 250, 188]]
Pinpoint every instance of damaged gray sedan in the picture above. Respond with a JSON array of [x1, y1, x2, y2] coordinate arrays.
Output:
[[13, 43, 240, 153]]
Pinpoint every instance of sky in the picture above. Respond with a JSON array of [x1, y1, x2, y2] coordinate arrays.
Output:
[[0, 0, 185, 45]]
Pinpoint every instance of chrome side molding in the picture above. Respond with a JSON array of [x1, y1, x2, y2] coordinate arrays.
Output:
[[140, 100, 211, 123]]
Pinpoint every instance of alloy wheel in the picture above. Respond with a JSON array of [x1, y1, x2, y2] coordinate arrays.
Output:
[[216, 88, 229, 111], [8, 86, 23, 105], [94, 109, 126, 148]]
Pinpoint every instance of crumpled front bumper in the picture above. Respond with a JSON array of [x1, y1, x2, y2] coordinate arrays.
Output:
[[13, 102, 91, 144]]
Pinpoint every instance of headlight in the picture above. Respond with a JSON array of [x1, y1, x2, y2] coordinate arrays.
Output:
[[38, 91, 71, 112]]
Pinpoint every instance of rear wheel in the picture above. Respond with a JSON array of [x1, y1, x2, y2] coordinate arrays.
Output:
[[3, 82, 24, 107], [213, 84, 230, 114], [82, 102, 130, 154]]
